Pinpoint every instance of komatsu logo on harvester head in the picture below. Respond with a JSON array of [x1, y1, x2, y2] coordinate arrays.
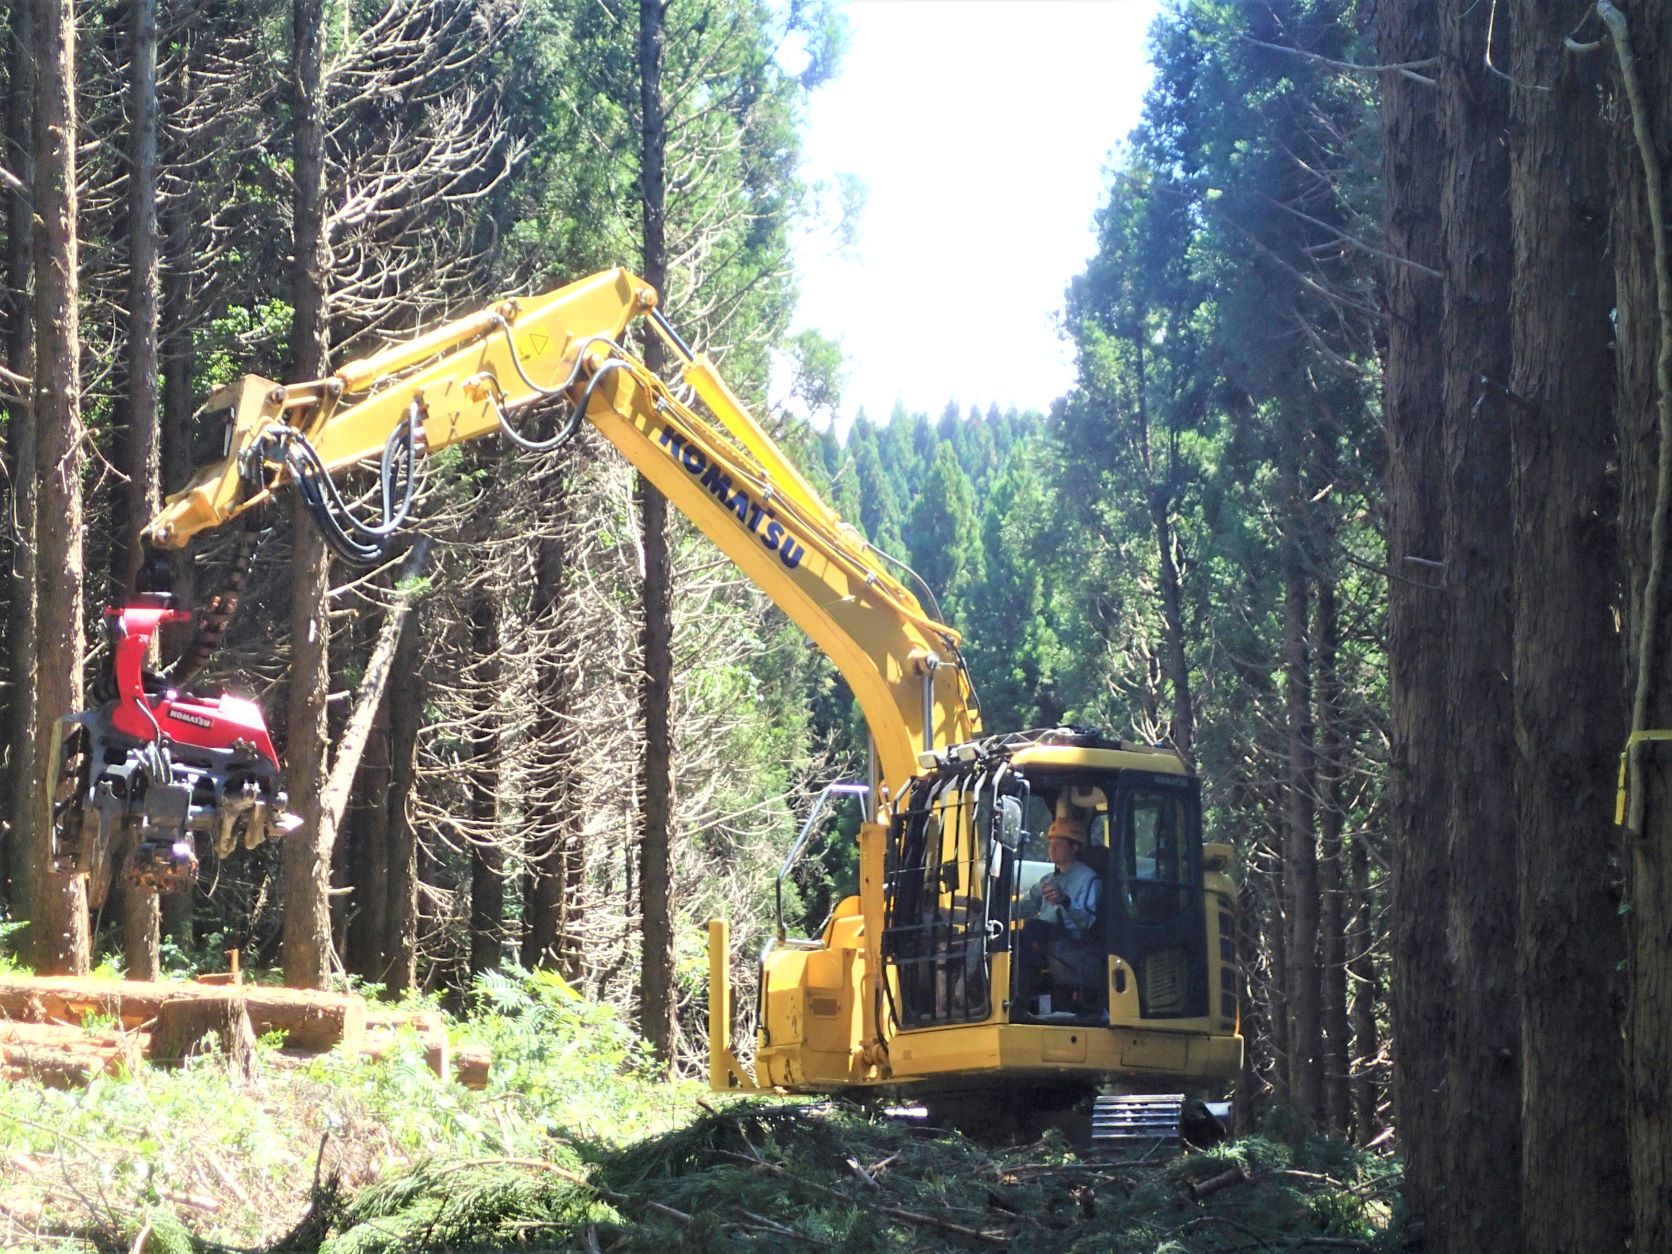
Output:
[[657, 426, 806, 570]]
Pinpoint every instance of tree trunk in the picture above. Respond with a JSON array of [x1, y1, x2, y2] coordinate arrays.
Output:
[[523, 511, 576, 972], [380, 616, 424, 994], [157, 158, 195, 955], [347, 694, 392, 980], [1437, 6, 1522, 1249], [316, 538, 431, 978], [636, 0, 676, 1066], [115, 0, 160, 596], [1315, 575, 1350, 1135], [26, 0, 90, 975], [1135, 339, 1195, 766], [1376, 1, 1451, 1236], [1233, 872, 1261, 1128], [1152, 498, 1194, 767], [468, 589, 504, 977], [1265, 839, 1291, 1107], [1601, 7, 1672, 1251], [279, 360, 333, 994], [282, 0, 334, 990], [1279, 449, 1320, 1123], [1, 0, 36, 911], [1347, 833, 1382, 1144], [157, 134, 197, 678], [120, 891, 160, 982], [1507, 7, 1629, 1251], [117, 0, 164, 982]]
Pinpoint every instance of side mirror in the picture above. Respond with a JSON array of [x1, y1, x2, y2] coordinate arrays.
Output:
[[993, 795, 1024, 852]]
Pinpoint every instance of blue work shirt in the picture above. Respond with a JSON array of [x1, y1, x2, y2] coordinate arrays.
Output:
[[1016, 857, 1101, 940]]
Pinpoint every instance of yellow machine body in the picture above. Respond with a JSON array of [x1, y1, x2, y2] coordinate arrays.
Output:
[[727, 743, 1242, 1098]]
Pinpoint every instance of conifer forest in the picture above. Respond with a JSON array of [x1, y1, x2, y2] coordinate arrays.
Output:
[[2, 0, 1672, 1249]]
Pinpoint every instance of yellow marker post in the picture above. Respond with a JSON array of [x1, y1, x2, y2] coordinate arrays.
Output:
[[1614, 729, 1672, 824]]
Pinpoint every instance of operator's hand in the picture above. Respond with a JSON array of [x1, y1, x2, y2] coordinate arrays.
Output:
[[1042, 881, 1064, 905]]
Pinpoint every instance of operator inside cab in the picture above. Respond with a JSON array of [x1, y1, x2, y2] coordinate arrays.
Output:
[[1014, 807, 1105, 1018]]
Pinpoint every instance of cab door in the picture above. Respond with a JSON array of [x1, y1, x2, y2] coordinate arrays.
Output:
[[881, 771, 993, 1029], [1109, 773, 1208, 1020]]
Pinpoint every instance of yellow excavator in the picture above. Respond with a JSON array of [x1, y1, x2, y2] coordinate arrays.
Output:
[[48, 268, 1241, 1147]]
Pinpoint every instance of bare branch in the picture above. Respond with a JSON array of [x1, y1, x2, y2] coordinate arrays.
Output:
[[1240, 34, 1439, 85]]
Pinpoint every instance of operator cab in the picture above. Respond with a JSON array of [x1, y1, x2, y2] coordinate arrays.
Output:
[[880, 731, 1211, 1034], [1007, 766, 1207, 1026]]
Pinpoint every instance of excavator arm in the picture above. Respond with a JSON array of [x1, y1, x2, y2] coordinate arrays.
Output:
[[150, 266, 979, 780]]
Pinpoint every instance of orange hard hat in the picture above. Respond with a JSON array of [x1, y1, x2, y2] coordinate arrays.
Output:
[[1047, 815, 1086, 844]]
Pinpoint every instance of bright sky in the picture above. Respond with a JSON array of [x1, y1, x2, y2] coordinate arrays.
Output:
[[786, 0, 1164, 431]]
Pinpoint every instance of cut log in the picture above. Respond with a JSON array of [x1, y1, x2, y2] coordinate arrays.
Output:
[[264, 1008, 458, 1081], [227, 986, 365, 1051], [151, 995, 257, 1079], [0, 1053, 108, 1088], [0, 975, 365, 1050], [357, 1030, 449, 1080], [359, 1013, 450, 1081], [9, 992, 48, 1024], [1186, 1164, 1250, 1202], [454, 1044, 491, 1090], [363, 1007, 445, 1034], [193, 949, 244, 986]]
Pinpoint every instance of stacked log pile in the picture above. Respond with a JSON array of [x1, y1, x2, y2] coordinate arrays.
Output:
[[0, 1019, 142, 1086], [0, 975, 486, 1089]]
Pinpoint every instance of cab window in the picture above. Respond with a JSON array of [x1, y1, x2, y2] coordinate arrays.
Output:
[[1123, 789, 1192, 920], [1130, 793, 1183, 882]]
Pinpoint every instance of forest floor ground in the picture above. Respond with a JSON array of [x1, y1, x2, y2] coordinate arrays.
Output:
[[0, 966, 1406, 1252]]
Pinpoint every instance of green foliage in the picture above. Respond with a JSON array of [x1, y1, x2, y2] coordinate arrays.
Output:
[[964, 450, 1076, 730], [158, 925, 235, 980], [315, 1102, 1406, 1252], [782, 328, 848, 423], [0, 917, 29, 973], [907, 443, 987, 627], [197, 299, 295, 392], [1050, 0, 1386, 858], [463, 964, 684, 1141], [320, 1157, 608, 1254], [0, 967, 700, 1248]]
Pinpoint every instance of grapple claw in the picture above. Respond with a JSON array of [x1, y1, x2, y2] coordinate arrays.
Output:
[[46, 716, 98, 877]]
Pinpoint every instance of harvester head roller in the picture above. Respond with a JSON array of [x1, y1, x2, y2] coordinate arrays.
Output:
[[128, 836, 200, 893]]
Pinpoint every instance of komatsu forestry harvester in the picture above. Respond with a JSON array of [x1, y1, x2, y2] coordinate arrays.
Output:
[[47, 269, 1240, 1146]]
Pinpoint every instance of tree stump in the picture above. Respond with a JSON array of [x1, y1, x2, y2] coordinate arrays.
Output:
[[151, 995, 256, 1080]]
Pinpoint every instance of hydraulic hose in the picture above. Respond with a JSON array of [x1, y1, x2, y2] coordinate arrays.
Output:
[[271, 398, 423, 565]]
